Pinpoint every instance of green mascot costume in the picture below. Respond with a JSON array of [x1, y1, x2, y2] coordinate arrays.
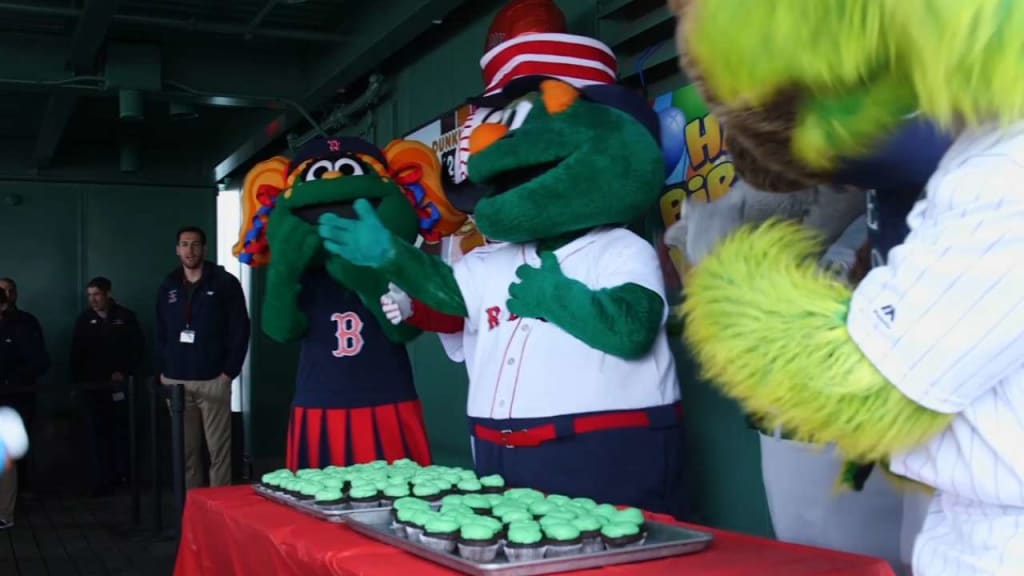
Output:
[[318, 74, 686, 516], [673, 0, 1024, 572]]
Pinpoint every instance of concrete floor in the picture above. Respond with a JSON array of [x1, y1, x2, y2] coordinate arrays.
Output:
[[0, 490, 178, 575]]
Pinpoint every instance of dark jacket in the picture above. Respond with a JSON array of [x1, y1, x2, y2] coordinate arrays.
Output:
[[0, 308, 50, 390], [71, 301, 144, 384], [155, 261, 251, 381]]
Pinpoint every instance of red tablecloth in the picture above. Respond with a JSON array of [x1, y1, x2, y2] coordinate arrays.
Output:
[[174, 486, 895, 576]]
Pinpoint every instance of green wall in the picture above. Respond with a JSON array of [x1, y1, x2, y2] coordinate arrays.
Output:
[[0, 180, 215, 491], [245, 0, 772, 536]]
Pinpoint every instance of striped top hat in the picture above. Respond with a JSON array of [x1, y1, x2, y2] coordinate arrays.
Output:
[[455, 33, 619, 182]]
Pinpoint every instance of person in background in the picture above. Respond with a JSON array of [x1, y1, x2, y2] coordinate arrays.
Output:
[[156, 227, 250, 489], [0, 280, 49, 529], [71, 276, 144, 494]]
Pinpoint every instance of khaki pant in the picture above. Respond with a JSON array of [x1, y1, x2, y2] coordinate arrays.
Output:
[[163, 377, 232, 489]]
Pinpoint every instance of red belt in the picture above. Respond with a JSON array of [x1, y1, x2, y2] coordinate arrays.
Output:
[[473, 404, 682, 448]]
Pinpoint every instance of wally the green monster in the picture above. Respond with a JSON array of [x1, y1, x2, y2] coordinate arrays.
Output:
[[319, 76, 685, 516], [236, 136, 434, 469], [673, 0, 1024, 572]]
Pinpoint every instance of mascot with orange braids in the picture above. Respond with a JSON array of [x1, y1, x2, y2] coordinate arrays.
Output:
[[674, 0, 1024, 573], [234, 136, 450, 468]]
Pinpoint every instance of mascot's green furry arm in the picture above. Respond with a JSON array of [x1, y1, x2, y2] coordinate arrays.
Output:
[[317, 78, 666, 359], [682, 219, 952, 461], [671, 0, 1024, 462]]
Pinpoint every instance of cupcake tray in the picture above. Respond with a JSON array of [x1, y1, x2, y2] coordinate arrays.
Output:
[[252, 484, 392, 523], [342, 509, 714, 576]]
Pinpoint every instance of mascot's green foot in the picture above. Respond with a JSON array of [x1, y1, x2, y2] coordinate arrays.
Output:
[[682, 219, 953, 463]]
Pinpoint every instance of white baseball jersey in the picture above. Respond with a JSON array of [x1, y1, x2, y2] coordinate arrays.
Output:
[[847, 123, 1024, 575], [452, 226, 680, 419]]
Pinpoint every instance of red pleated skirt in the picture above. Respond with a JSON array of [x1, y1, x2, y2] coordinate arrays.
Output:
[[285, 399, 432, 470]]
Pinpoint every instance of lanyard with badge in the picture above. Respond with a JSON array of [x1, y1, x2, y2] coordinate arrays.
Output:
[[180, 283, 196, 344]]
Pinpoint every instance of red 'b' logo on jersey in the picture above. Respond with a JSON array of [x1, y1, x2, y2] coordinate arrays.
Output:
[[331, 312, 364, 357]]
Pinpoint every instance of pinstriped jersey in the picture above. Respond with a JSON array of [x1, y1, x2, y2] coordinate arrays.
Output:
[[847, 124, 1024, 511]]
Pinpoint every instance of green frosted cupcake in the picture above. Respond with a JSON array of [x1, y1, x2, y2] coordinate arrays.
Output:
[[500, 509, 535, 525], [478, 474, 505, 494], [462, 494, 492, 515], [508, 519, 541, 532], [320, 477, 345, 490], [504, 524, 545, 562], [528, 500, 558, 518], [543, 523, 583, 558], [393, 496, 431, 511], [412, 481, 443, 503], [483, 493, 505, 508], [347, 485, 381, 509], [381, 483, 411, 506], [614, 507, 645, 526], [571, 497, 597, 509], [420, 517, 461, 553], [600, 521, 645, 548], [457, 523, 501, 562], [545, 494, 572, 506], [405, 509, 436, 541], [393, 506, 421, 537], [593, 504, 619, 519], [314, 488, 347, 510], [456, 478, 483, 495], [297, 481, 323, 501], [441, 494, 465, 507], [572, 515, 604, 553], [441, 503, 474, 517]]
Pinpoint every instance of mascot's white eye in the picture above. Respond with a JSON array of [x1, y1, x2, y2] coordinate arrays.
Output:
[[305, 159, 334, 182], [505, 100, 533, 130], [480, 108, 504, 125], [333, 158, 364, 176]]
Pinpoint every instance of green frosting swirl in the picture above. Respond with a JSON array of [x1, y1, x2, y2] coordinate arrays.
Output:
[[295, 468, 320, 478], [462, 494, 491, 509], [391, 458, 415, 467], [545, 510, 577, 522], [412, 482, 441, 497], [441, 494, 464, 507], [393, 497, 431, 511], [410, 510, 436, 527], [424, 517, 460, 535], [507, 520, 541, 532], [396, 507, 421, 523], [299, 482, 323, 496], [441, 503, 474, 516], [528, 501, 557, 516], [479, 474, 505, 488], [314, 488, 343, 502], [457, 478, 482, 492], [594, 504, 619, 518], [383, 484, 411, 498], [475, 516, 503, 531], [491, 503, 527, 517], [501, 509, 534, 524], [572, 515, 602, 532], [601, 522, 640, 539], [484, 494, 504, 507], [543, 522, 581, 542], [571, 497, 597, 509], [460, 523, 498, 541], [613, 508, 645, 526], [348, 486, 379, 499], [507, 525, 543, 545], [545, 494, 571, 506], [321, 477, 344, 489]]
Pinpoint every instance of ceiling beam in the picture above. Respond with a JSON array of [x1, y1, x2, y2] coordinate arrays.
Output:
[[33, 0, 119, 168], [213, 0, 472, 182]]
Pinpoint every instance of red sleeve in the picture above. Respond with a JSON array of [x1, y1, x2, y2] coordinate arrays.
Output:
[[405, 299, 465, 334]]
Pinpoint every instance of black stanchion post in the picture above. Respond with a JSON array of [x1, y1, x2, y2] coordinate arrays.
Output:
[[129, 375, 140, 526], [149, 378, 162, 534], [169, 383, 186, 519]]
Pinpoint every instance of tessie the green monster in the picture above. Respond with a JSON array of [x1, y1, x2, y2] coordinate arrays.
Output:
[[319, 76, 685, 516], [237, 136, 437, 469]]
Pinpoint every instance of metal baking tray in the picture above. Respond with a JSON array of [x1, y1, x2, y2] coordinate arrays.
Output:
[[343, 508, 713, 576], [252, 484, 391, 523]]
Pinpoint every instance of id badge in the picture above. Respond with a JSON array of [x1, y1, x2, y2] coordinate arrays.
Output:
[[180, 329, 196, 344]]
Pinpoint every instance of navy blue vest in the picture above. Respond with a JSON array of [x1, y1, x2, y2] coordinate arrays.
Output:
[[292, 269, 417, 409]]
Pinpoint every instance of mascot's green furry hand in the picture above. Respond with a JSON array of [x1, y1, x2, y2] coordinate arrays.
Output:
[[318, 199, 395, 268], [509, 252, 664, 358], [263, 208, 322, 342], [683, 219, 953, 462]]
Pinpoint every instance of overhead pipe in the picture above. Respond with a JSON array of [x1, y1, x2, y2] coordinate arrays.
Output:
[[0, 2, 347, 43], [286, 72, 386, 151]]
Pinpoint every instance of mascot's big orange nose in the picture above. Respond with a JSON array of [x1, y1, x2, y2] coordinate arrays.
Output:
[[469, 124, 509, 154]]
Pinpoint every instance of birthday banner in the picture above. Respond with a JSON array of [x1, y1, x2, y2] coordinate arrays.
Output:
[[645, 82, 738, 304]]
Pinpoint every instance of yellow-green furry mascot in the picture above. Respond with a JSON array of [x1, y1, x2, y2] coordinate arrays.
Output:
[[672, 1, 1024, 573]]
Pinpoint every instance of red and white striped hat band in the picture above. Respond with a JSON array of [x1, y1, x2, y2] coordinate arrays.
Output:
[[480, 33, 618, 96]]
